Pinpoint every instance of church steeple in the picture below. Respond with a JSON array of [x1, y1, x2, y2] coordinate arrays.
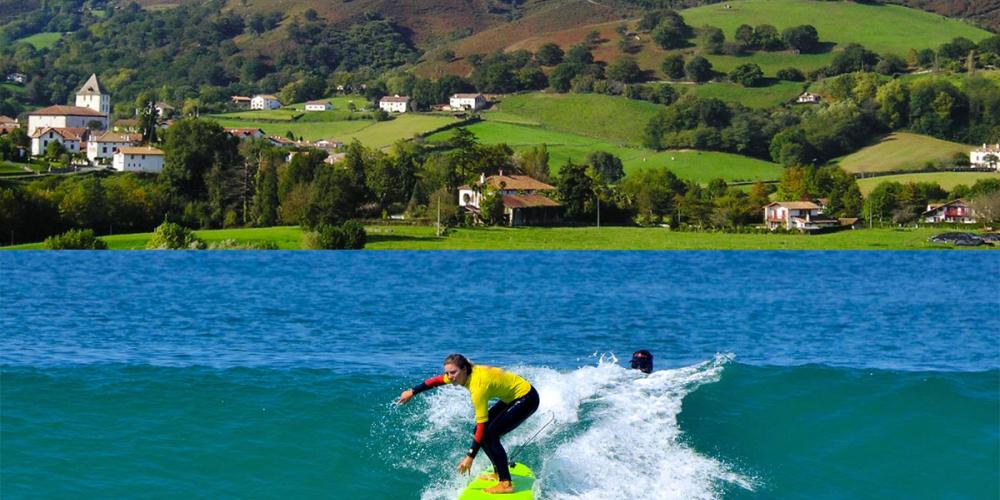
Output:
[[75, 73, 110, 115]]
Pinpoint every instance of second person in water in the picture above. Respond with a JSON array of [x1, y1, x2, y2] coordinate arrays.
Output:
[[398, 354, 540, 494]]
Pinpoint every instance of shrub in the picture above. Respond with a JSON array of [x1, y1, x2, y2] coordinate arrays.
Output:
[[206, 239, 279, 250], [146, 221, 206, 249], [303, 221, 367, 249], [776, 67, 805, 81], [42, 229, 108, 250]]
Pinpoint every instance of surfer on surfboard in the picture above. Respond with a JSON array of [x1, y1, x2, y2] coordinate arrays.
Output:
[[398, 354, 540, 494]]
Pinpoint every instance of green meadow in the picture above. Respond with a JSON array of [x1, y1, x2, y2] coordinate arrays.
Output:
[[491, 93, 664, 145], [426, 119, 783, 183], [668, 80, 805, 109], [675, 0, 993, 75], [856, 171, 1000, 195], [207, 113, 458, 146], [836, 132, 974, 174], [15, 32, 63, 49], [4, 225, 991, 250]]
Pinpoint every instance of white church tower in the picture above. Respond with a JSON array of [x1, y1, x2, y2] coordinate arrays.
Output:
[[75, 74, 110, 116]]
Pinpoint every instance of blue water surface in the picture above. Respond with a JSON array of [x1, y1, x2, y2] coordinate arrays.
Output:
[[2, 251, 997, 372]]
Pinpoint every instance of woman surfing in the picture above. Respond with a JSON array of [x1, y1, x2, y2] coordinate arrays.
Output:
[[398, 354, 540, 494]]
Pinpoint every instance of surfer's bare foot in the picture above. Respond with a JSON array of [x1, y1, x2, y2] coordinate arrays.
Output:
[[483, 481, 514, 494], [477, 472, 498, 481]]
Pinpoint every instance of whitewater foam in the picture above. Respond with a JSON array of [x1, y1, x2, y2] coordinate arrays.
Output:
[[384, 354, 752, 499]]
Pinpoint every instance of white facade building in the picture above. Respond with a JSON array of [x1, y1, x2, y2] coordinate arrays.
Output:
[[27, 106, 107, 136], [379, 95, 410, 113], [304, 100, 332, 111], [250, 95, 281, 110], [30, 127, 85, 156], [75, 74, 110, 115], [764, 201, 839, 231], [113, 146, 165, 173], [87, 131, 141, 163], [921, 199, 977, 224], [970, 144, 1000, 170], [449, 93, 486, 111]]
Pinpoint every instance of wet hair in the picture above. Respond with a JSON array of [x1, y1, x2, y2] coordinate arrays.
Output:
[[443, 353, 473, 374], [630, 350, 653, 374]]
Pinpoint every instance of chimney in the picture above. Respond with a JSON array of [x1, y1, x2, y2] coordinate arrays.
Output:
[[499, 169, 504, 177]]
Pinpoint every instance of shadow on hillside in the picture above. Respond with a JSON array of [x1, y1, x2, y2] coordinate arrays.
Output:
[[810, 41, 838, 54]]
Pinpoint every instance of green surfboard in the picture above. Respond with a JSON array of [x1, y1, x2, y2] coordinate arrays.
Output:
[[458, 462, 535, 499]]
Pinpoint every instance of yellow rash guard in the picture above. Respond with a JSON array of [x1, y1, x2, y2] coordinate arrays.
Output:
[[444, 365, 532, 423]]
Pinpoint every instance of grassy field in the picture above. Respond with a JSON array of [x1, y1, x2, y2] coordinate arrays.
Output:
[[856, 171, 1000, 194], [0, 162, 29, 175], [4, 225, 993, 250], [207, 114, 459, 146], [426, 119, 784, 183], [669, 80, 805, 109], [15, 32, 63, 49], [492, 93, 664, 145], [209, 110, 303, 122], [677, 0, 993, 75], [836, 132, 974, 174]]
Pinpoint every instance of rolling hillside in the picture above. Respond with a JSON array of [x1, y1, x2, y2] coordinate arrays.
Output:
[[836, 132, 975, 174]]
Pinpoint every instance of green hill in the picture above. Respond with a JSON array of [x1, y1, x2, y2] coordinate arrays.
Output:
[[208, 112, 459, 147], [426, 118, 784, 184], [677, 0, 994, 75], [491, 93, 665, 145], [836, 132, 974, 174], [856, 171, 1000, 194]]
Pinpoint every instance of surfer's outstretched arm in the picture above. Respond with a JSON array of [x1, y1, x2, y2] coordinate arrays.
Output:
[[397, 375, 447, 404]]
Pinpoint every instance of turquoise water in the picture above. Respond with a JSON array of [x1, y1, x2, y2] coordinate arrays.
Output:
[[1, 252, 998, 498]]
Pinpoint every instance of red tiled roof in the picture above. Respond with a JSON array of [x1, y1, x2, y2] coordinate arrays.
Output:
[[502, 194, 561, 209], [487, 174, 555, 191], [118, 146, 164, 155], [765, 201, 820, 210], [31, 127, 87, 140], [30, 105, 105, 117], [380, 95, 410, 103], [94, 131, 141, 142]]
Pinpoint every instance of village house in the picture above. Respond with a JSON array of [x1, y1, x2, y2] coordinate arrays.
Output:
[[27, 74, 111, 136], [796, 92, 821, 104], [112, 146, 164, 173], [225, 127, 266, 140], [0, 115, 18, 134], [379, 95, 410, 113], [30, 127, 86, 156], [921, 199, 977, 224], [250, 94, 281, 110], [764, 201, 840, 231], [304, 100, 332, 111], [449, 93, 486, 111], [86, 131, 142, 163], [969, 144, 1000, 170], [155, 102, 175, 118], [266, 136, 298, 147], [230, 96, 252, 107], [6, 72, 26, 84], [112, 118, 139, 132], [458, 172, 562, 226], [27, 105, 107, 136], [313, 139, 343, 149]]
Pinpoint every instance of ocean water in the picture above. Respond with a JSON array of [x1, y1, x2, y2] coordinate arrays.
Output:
[[1, 251, 997, 499]]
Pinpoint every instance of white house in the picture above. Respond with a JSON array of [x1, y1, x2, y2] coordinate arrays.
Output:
[[30, 127, 85, 156], [27, 105, 107, 136], [75, 74, 110, 116], [113, 146, 165, 173], [155, 102, 175, 118], [6, 73, 26, 84], [458, 172, 561, 226], [922, 199, 976, 224], [764, 201, 840, 231], [379, 95, 410, 113], [304, 100, 332, 111], [87, 131, 141, 163], [250, 94, 281, 110], [796, 92, 821, 104], [970, 144, 1000, 170], [314, 139, 343, 149], [449, 93, 486, 111]]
